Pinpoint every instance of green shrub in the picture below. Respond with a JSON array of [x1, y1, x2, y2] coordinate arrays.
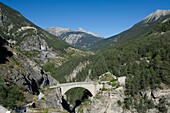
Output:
[[0, 77, 24, 109]]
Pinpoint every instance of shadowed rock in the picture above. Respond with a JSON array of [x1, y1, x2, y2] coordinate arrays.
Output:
[[0, 36, 13, 64]]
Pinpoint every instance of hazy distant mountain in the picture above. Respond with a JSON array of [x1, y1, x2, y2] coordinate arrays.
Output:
[[76, 27, 103, 38], [46, 27, 70, 36], [46, 27, 103, 49], [89, 9, 170, 51]]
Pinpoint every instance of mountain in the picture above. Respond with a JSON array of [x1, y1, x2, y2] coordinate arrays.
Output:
[[0, 2, 72, 60], [144, 9, 170, 23], [46, 27, 103, 49], [90, 9, 170, 51]]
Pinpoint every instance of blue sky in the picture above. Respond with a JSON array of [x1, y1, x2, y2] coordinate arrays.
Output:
[[1, 0, 170, 37]]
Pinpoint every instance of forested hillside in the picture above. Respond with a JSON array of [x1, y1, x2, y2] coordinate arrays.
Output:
[[55, 18, 170, 82]]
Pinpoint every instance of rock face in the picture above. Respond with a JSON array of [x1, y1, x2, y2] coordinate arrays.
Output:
[[144, 9, 170, 23], [0, 44, 59, 95], [0, 105, 9, 113], [76, 86, 131, 113], [0, 38, 64, 110], [46, 27, 103, 49], [65, 61, 90, 82], [20, 35, 48, 51], [75, 80, 170, 113], [35, 88, 63, 110], [0, 8, 3, 26]]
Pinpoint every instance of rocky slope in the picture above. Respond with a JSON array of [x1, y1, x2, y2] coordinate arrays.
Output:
[[0, 2, 73, 64], [0, 36, 64, 111], [0, 2, 74, 112], [0, 105, 9, 113], [77, 86, 170, 113], [46, 27, 103, 49], [65, 61, 90, 82], [144, 9, 170, 23], [76, 74, 170, 113]]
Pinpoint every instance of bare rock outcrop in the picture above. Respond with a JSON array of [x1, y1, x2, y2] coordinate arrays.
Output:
[[35, 88, 63, 110]]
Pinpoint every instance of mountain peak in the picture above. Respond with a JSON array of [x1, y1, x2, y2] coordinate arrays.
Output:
[[144, 9, 170, 23], [76, 27, 103, 38], [47, 27, 70, 32], [46, 26, 104, 39], [76, 27, 85, 32], [46, 27, 70, 36]]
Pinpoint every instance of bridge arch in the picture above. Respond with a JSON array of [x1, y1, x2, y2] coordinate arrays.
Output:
[[62, 86, 94, 96], [50, 82, 103, 97], [60, 82, 97, 96]]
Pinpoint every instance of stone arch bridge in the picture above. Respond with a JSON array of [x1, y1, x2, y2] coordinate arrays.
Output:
[[50, 82, 103, 96]]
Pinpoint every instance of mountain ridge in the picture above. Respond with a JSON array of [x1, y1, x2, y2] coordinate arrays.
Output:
[[144, 9, 170, 23], [89, 9, 170, 51], [46, 26, 103, 49]]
